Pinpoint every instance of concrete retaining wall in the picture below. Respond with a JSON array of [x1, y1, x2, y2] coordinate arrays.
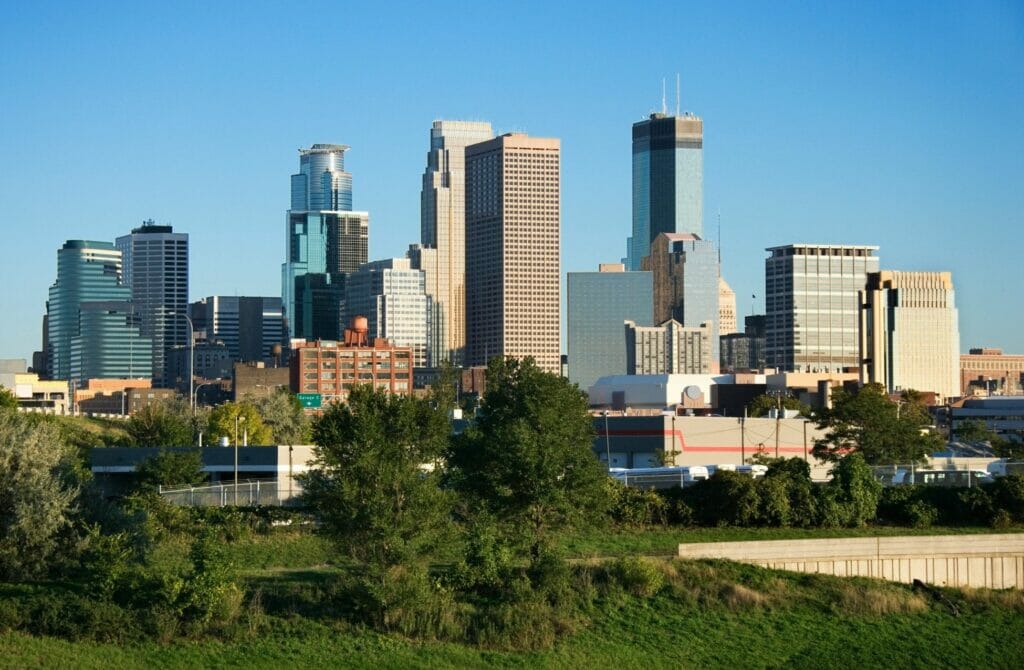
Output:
[[677, 534, 1024, 589]]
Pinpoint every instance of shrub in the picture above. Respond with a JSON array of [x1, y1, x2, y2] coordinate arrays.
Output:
[[990, 475, 1024, 523], [684, 471, 761, 526], [905, 500, 939, 528], [755, 475, 792, 527], [608, 557, 665, 597], [610, 484, 669, 527], [826, 453, 881, 527]]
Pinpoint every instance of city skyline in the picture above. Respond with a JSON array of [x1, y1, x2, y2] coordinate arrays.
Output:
[[2, 2, 1022, 362]]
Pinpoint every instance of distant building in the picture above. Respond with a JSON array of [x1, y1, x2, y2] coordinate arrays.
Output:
[[419, 120, 494, 366], [115, 221, 189, 386], [628, 111, 704, 270], [960, 348, 1024, 396], [721, 315, 767, 372], [465, 133, 561, 373], [289, 317, 414, 408], [344, 258, 430, 368], [718, 277, 737, 336], [189, 296, 285, 364], [625, 319, 712, 375], [860, 271, 960, 400], [643, 233, 719, 367], [765, 244, 879, 373], [45, 240, 152, 384], [950, 396, 1024, 440], [567, 263, 653, 391], [167, 341, 233, 385], [282, 144, 368, 341], [0, 360, 69, 414], [233, 362, 289, 401]]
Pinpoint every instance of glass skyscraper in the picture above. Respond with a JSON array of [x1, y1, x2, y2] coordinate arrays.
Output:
[[115, 221, 188, 387], [45, 240, 152, 383], [282, 144, 368, 341], [628, 112, 704, 271], [567, 264, 653, 391]]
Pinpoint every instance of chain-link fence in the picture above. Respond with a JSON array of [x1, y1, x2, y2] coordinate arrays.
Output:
[[159, 479, 301, 507]]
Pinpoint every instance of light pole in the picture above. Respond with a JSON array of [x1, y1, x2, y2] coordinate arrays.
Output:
[[602, 410, 611, 469], [234, 414, 245, 505], [170, 312, 195, 414]]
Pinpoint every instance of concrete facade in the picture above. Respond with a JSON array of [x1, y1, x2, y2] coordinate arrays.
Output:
[[625, 319, 712, 375], [960, 348, 1024, 396], [677, 534, 1024, 589]]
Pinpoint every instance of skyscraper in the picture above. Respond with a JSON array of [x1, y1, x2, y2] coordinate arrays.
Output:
[[115, 220, 189, 386], [465, 133, 561, 373], [624, 319, 712, 375], [420, 120, 494, 366], [567, 263, 653, 391], [282, 144, 368, 341], [718, 277, 737, 336], [628, 111, 703, 270], [765, 244, 880, 373], [45, 240, 152, 383], [643, 232, 720, 368], [344, 258, 431, 368], [860, 271, 960, 399]]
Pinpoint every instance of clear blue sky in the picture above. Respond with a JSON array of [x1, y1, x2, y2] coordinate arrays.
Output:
[[2, 1, 1022, 363]]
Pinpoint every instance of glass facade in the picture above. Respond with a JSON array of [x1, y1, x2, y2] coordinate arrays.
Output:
[[567, 269, 653, 391], [46, 240, 152, 383], [282, 144, 368, 340], [628, 114, 703, 270]]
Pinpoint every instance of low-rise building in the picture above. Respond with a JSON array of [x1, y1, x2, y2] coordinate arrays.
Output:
[[960, 348, 1024, 396], [0, 361, 70, 414]]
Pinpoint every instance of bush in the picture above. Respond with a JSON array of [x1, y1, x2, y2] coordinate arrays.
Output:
[[609, 484, 669, 527], [755, 476, 792, 527], [684, 471, 761, 526], [990, 475, 1024, 523], [608, 557, 665, 597], [905, 500, 939, 528]]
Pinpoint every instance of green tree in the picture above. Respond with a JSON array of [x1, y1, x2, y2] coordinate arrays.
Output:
[[135, 449, 207, 491], [0, 411, 80, 580], [812, 383, 943, 464], [447, 357, 608, 566], [248, 388, 310, 444], [746, 393, 812, 418], [126, 397, 194, 446], [206, 402, 272, 446], [0, 387, 18, 411], [823, 452, 882, 526], [300, 385, 453, 631]]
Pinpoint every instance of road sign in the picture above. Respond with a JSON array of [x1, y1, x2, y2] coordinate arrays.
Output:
[[296, 393, 322, 409]]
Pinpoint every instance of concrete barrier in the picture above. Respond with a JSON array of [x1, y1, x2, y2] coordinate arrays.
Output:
[[678, 534, 1024, 589]]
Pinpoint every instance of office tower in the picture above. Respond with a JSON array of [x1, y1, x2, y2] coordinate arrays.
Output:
[[344, 258, 430, 368], [860, 271, 960, 399], [719, 277, 737, 335], [420, 120, 494, 366], [45, 240, 151, 383], [721, 315, 767, 372], [282, 144, 369, 341], [567, 263, 653, 390], [643, 232, 719, 368], [189, 296, 285, 363], [765, 244, 880, 373], [115, 220, 189, 386], [465, 133, 561, 373], [627, 111, 703, 270], [624, 319, 712, 375]]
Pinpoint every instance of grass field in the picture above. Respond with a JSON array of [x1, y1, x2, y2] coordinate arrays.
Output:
[[4, 557, 1024, 670]]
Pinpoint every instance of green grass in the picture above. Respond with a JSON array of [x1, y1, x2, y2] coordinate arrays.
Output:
[[4, 558, 1024, 669]]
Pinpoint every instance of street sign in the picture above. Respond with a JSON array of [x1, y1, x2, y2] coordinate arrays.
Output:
[[296, 393, 322, 409]]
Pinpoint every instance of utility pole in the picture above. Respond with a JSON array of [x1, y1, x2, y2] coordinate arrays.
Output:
[[775, 392, 781, 458]]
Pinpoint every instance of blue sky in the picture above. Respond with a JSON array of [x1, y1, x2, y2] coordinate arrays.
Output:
[[2, 1, 1022, 362]]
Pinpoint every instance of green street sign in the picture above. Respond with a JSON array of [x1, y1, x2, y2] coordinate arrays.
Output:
[[297, 393, 322, 409]]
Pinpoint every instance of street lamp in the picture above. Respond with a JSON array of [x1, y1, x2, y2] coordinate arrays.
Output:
[[234, 414, 246, 505], [602, 410, 611, 470], [170, 312, 195, 414]]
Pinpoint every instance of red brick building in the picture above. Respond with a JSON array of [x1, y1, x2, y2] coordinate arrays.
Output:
[[289, 317, 414, 408]]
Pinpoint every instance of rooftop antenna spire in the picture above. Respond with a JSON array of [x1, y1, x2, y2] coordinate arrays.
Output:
[[661, 78, 667, 115], [717, 209, 722, 268], [676, 72, 681, 116]]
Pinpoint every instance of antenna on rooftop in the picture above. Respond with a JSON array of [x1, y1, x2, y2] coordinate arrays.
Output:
[[676, 72, 681, 116], [717, 209, 722, 268], [661, 78, 667, 115]]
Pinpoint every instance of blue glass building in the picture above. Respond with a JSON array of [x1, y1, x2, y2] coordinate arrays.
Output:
[[281, 144, 368, 340], [567, 264, 654, 392], [45, 240, 152, 383], [627, 113, 703, 270]]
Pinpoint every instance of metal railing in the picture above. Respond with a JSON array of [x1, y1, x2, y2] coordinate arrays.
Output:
[[870, 461, 1024, 487], [159, 478, 301, 507]]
